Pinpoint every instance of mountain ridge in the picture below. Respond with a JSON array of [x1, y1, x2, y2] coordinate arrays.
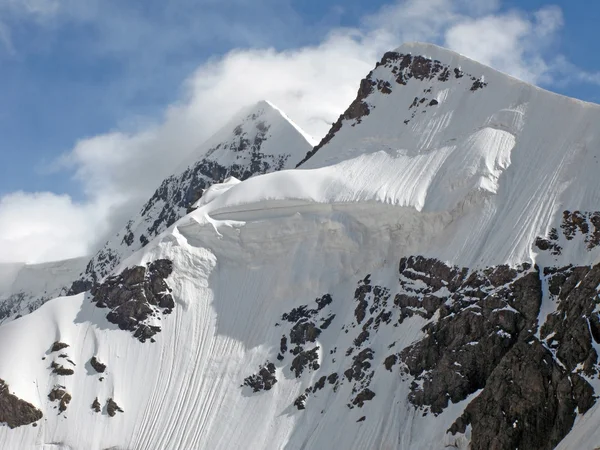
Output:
[[1, 42, 600, 450]]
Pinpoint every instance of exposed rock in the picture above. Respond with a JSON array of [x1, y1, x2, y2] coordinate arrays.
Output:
[[294, 394, 307, 410], [90, 259, 174, 342], [291, 347, 320, 378], [50, 341, 69, 353], [51, 361, 74, 376], [290, 320, 321, 346], [312, 376, 327, 393], [106, 398, 124, 417], [344, 348, 374, 383], [357, 416, 366, 422], [352, 388, 375, 407], [541, 263, 600, 376], [450, 340, 594, 450], [535, 211, 600, 255], [384, 354, 398, 371], [243, 362, 277, 392], [90, 356, 106, 373], [0, 379, 43, 428], [48, 387, 71, 413], [327, 373, 339, 385], [91, 397, 101, 413]]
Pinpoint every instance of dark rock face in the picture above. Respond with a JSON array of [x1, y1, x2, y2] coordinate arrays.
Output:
[[90, 259, 174, 342], [91, 397, 101, 413], [50, 341, 69, 353], [51, 361, 74, 376], [352, 388, 375, 408], [48, 387, 71, 413], [240, 253, 598, 448], [291, 347, 320, 378], [535, 210, 600, 256], [243, 362, 277, 392], [540, 265, 600, 377], [450, 340, 593, 450], [399, 259, 539, 414], [297, 51, 488, 166], [106, 398, 124, 417], [90, 356, 106, 373], [0, 379, 43, 428]]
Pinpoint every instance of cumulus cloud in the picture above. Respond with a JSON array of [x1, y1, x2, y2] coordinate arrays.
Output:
[[0, 0, 591, 263], [0, 192, 107, 263]]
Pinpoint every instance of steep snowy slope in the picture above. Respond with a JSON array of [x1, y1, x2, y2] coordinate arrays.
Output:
[[70, 100, 314, 292], [0, 257, 87, 323], [2, 43, 600, 450]]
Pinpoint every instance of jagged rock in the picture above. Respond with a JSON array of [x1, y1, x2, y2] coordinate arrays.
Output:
[[352, 388, 375, 407], [50, 341, 69, 353], [92, 397, 101, 413], [320, 314, 335, 329], [312, 376, 327, 393], [90, 356, 106, 373], [90, 259, 174, 342], [327, 373, 338, 385], [383, 354, 397, 371], [243, 362, 277, 392], [541, 263, 600, 376], [289, 320, 321, 345], [0, 379, 43, 428], [106, 398, 124, 417], [51, 361, 74, 376], [345, 348, 374, 383], [290, 347, 320, 378], [450, 340, 594, 450], [48, 387, 71, 413], [294, 394, 307, 410]]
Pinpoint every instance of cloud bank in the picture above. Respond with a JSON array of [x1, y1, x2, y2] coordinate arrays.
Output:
[[0, 0, 595, 263]]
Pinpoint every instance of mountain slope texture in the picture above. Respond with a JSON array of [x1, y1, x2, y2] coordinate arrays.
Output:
[[2, 42, 600, 450]]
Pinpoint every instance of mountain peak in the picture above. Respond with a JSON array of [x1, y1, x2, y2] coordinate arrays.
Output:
[[70, 99, 313, 287]]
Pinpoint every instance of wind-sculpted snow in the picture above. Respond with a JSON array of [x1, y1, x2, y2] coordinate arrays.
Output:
[[73, 100, 313, 289], [4, 42, 600, 449]]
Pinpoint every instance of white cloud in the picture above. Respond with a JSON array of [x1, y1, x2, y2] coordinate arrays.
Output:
[[0, 0, 589, 263], [0, 192, 109, 263]]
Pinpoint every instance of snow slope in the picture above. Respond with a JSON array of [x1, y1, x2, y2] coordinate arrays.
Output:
[[2, 43, 600, 450], [73, 100, 313, 289]]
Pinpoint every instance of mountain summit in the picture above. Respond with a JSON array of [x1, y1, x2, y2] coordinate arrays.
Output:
[[2, 43, 600, 450], [70, 100, 314, 291]]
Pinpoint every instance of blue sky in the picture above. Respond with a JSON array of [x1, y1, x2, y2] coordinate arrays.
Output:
[[0, 0, 598, 263]]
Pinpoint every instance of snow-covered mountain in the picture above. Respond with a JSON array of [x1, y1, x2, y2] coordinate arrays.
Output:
[[0, 257, 87, 324], [2, 42, 600, 450], [69, 100, 314, 292]]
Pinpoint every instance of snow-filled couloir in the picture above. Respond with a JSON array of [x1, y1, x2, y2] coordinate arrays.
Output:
[[2, 42, 600, 450]]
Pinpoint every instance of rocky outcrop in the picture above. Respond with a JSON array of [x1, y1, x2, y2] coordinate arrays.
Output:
[[450, 340, 593, 450], [90, 356, 106, 373], [90, 259, 174, 342], [48, 387, 71, 413], [91, 397, 101, 413], [0, 379, 43, 428], [243, 253, 598, 449], [534, 210, 600, 255], [106, 398, 124, 417], [50, 341, 69, 353], [243, 362, 277, 392], [51, 361, 74, 376], [297, 51, 488, 166]]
